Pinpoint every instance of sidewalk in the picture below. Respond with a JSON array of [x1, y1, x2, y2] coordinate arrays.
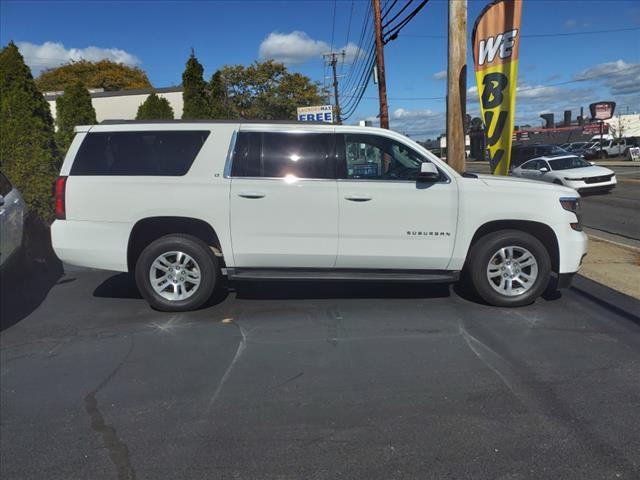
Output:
[[579, 235, 640, 300]]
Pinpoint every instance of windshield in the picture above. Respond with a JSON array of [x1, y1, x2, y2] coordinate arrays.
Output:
[[549, 156, 591, 170], [544, 145, 569, 155], [569, 142, 588, 150]]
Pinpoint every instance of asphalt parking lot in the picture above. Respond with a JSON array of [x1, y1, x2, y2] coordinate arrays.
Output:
[[2, 269, 640, 479]]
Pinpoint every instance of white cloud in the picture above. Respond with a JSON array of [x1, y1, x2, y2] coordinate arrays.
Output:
[[564, 19, 577, 28], [574, 59, 640, 95], [17, 41, 140, 74], [388, 108, 446, 139], [258, 31, 363, 64], [432, 70, 447, 80]]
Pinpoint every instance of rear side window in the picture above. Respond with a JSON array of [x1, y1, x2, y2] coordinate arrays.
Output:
[[231, 132, 334, 179], [71, 131, 210, 176]]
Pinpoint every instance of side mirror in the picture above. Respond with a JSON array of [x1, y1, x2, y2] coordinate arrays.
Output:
[[539, 167, 549, 173], [419, 162, 440, 181]]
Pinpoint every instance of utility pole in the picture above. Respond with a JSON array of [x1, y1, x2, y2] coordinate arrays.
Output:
[[372, 0, 389, 129], [324, 51, 345, 124], [446, 0, 467, 172]]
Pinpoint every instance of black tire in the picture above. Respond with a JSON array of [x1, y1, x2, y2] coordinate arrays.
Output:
[[465, 230, 551, 307], [135, 234, 219, 312]]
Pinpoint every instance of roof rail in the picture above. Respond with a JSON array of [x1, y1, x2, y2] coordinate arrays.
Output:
[[98, 119, 327, 125]]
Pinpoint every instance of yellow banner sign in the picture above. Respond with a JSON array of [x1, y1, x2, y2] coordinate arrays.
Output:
[[472, 0, 523, 175]]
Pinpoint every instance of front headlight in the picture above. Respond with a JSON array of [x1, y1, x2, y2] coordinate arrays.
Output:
[[560, 197, 582, 231]]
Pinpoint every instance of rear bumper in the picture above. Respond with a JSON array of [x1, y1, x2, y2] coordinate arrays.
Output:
[[51, 220, 130, 272]]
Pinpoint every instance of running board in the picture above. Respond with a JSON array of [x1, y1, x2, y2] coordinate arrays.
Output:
[[226, 268, 459, 283]]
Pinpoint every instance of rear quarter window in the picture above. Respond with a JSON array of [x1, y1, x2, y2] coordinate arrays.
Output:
[[70, 131, 210, 176]]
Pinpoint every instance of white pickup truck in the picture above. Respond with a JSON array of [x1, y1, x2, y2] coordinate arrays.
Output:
[[52, 121, 587, 311]]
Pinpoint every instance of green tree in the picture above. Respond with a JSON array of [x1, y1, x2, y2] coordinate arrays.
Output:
[[209, 70, 232, 119], [212, 60, 322, 120], [182, 51, 210, 119], [0, 42, 59, 221], [36, 59, 152, 92], [136, 92, 174, 120], [55, 81, 97, 152]]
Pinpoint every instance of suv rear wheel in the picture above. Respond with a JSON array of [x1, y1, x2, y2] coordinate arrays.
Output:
[[135, 234, 219, 311], [466, 230, 551, 307]]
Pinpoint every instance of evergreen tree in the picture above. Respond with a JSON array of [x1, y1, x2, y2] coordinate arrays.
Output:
[[181, 51, 210, 119], [209, 70, 231, 119], [0, 42, 59, 221], [55, 81, 97, 152], [136, 92, 174, 120]]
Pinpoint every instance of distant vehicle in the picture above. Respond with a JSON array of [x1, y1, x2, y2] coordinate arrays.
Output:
[[511, 155, 616, 193], [51, 121, 587, 310], [583, 137, 632, 159], [0, 171, 26, 268], [511, 144, 569, 169], [564, 142, 589, 152]]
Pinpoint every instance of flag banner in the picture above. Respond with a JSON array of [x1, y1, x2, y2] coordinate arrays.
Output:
[[472, 0, 523, 175]]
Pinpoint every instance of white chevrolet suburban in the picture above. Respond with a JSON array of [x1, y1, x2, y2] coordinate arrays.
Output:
[[51, 121, 587, 311]]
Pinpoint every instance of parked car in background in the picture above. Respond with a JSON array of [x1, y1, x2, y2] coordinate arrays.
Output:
[[511, 155, 616, 193], [0, 171, 26, 269], [51, 121, 586, 311], [511, 144, 569, 169], [583, 137, 634, 159], [564, 142, 589, 152]]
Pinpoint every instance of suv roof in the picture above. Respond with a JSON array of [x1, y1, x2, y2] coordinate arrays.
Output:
[[99, 119, 328, 125]]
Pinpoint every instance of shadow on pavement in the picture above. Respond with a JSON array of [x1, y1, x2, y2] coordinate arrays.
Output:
[[93, 272, 142, 299], [232, 280, 452, 301], [1, 251, 63, 332]]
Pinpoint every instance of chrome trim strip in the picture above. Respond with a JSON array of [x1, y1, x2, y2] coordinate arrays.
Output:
[[223, 130, 238, 179]]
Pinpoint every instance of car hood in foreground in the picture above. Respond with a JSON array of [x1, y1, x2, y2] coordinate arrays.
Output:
[[474, 174, 577, 195]]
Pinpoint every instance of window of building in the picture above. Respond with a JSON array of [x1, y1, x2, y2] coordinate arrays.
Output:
[[71, 131, 210, 176]]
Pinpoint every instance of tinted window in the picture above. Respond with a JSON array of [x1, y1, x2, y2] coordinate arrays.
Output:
[[549, 156, 590, 170], [0, 171, 12, 196], [231, 132, 334, 179], [71, 131, 210, 176], [340, 134, 441, 181]]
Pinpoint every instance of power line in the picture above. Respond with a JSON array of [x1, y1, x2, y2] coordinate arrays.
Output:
[[339, 0, 356, 75], [381, 0, 398, 20], [340, 64, 640, 102], [383, 0, 430, 44], [400, 26, 640, 40], [382, 0, 414, 30]]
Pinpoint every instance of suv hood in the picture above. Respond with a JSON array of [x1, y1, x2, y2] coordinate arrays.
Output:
[[475, 174, 577, 195]]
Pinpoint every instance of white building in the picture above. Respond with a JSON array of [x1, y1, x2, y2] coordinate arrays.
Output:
[[45, 86, 184, 123], [604, 113, 640, 138]]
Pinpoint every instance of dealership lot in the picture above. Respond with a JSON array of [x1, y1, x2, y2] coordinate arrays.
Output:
[[2, 269, 639, 479]]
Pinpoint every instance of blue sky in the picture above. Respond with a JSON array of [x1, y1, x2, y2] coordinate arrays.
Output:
[[2, 0, 639, 139]]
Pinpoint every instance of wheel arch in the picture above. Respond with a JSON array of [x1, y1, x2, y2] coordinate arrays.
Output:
[[127, 216, 223, 272], [467, 220, 560, 273]]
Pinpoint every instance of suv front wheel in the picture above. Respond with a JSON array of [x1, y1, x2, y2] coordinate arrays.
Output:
[[466, 230, 551, 307], [135, 234, 219, 312]]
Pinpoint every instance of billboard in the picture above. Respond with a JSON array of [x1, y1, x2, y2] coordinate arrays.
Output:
[[297, 105, 333, 123], [472, 0, 523, 175], [589, 101, 616, 121]]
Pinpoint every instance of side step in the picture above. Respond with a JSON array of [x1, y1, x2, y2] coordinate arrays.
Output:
[[225, 268, 460, 283]]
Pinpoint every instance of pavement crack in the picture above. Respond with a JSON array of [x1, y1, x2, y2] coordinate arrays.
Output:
[[208, 321, 248, 408], [83, 335, 136, 480]]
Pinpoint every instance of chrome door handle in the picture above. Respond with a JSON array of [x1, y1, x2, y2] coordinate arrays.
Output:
[[238, 191, 266, 199], [345, 195, 372, 202]]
